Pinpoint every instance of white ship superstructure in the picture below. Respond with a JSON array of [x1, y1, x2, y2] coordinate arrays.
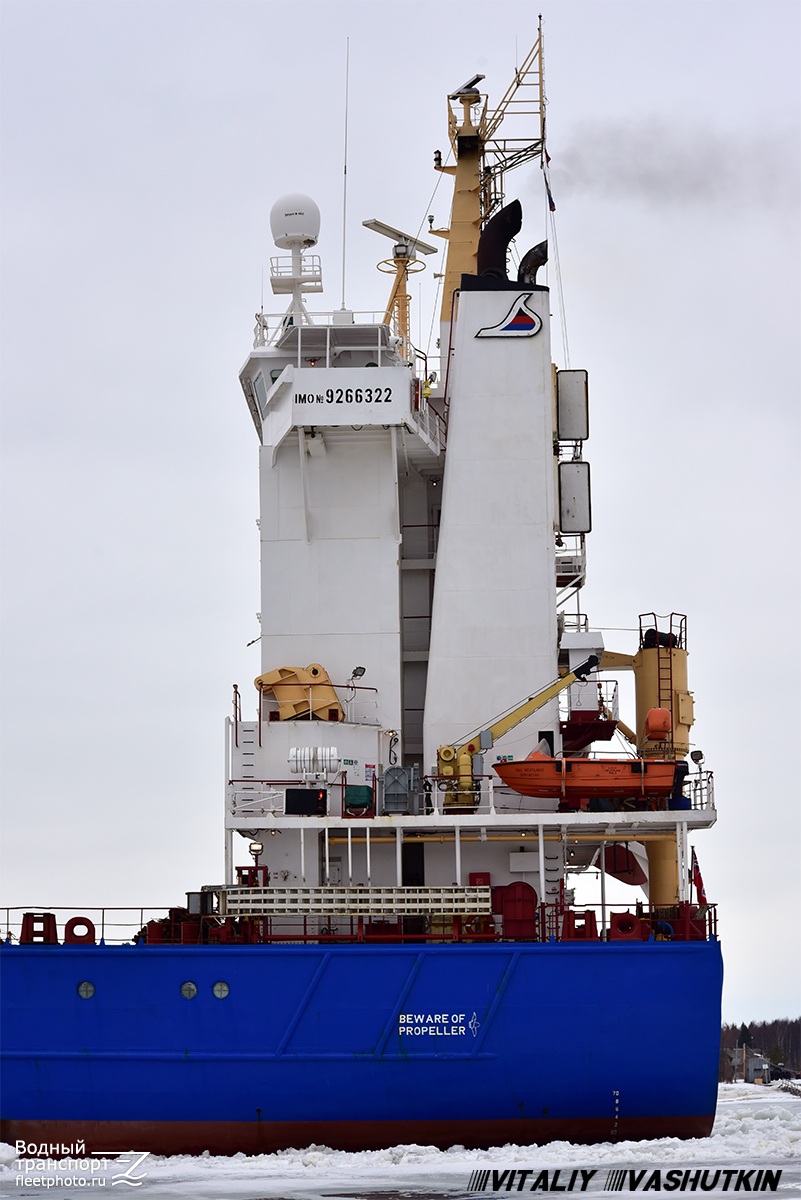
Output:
[[223, 166, 714, 931], [219, 30, 715, 937]]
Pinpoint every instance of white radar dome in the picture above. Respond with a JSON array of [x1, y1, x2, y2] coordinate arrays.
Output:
[[270, 194, 321, 250]]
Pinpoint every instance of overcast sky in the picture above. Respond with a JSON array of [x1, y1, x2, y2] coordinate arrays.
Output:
[[1, 0, 799, 1024]]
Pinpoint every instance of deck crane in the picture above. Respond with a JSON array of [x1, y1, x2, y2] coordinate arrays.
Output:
[[437, 655, 599, 804]]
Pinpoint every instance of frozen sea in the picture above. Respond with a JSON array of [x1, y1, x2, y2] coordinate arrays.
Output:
[[1, 1085, 799, 1199]]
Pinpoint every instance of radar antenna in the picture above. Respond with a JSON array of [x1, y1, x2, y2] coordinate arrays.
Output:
[[363, 220, 436, 363]]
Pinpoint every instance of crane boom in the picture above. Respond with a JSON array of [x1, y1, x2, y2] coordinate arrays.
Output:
[[464, 655, 599, 752], [437, 656, 599, 801]]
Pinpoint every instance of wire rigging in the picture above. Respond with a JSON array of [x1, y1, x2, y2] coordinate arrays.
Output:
[[339, 38, 351, 310], [409, 144, 452, 360], [549, 206, 571, 368]]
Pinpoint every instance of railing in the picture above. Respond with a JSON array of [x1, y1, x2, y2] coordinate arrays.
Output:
[[227, 766, 716, 821], [639, 611, 687, 651], [401, 522, 439, 558], [425, 768, 716, 817], [232, 682, 380, 737], [407, 401, 446, 452], [229, 785, 284, 817], [555, 535, 586, 589], [1, 900, 718, 947], [269, 254, 322, 282], [254, 309, 391, 351], [560, 612, 590, 633], [228, 776, 362, 819], [0, 907, 176, 947], [559, 678, 619, 722], [684, 770, 715, 811]]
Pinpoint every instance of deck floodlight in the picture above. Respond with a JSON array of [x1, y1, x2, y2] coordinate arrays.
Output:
[[690, 750, 705, 766], [249, 841, 263, 861], [351, 666, 366, 679]]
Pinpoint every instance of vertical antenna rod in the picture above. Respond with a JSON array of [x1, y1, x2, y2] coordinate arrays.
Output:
[[340, 37, 351, 310]]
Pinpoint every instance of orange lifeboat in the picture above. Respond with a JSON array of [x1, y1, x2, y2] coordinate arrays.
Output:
[[492, 756, 675, 799]]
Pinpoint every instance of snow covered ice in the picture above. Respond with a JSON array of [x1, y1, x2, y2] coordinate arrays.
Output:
[[1, 1086, 799, 1199]]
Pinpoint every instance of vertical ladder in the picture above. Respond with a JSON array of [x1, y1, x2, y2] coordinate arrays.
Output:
[[656, 638, 674, 757], [543, 847, 563, 901], [640, 611, 687, 760], [238, 722, 259, 808]]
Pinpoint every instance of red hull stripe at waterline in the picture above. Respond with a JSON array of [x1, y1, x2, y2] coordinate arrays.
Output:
[[2, 1114, 716, 1157]]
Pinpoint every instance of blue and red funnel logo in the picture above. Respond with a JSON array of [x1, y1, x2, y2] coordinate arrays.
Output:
[[476, 294, 543, 338]]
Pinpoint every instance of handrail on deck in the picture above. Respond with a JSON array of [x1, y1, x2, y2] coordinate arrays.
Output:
[[2, 899, 718, 948]]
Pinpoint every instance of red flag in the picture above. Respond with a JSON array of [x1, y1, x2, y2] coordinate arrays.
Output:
[[690, 848, 707, 904]]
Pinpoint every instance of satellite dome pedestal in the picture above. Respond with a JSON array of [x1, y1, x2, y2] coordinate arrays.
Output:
[[269, 193, 323, 317]]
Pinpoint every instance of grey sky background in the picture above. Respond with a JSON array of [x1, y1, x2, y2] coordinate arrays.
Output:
[[1, 0, 799, 1024]]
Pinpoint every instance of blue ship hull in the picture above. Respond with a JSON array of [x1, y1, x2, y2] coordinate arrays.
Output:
[[1, 939, 723, 1153]]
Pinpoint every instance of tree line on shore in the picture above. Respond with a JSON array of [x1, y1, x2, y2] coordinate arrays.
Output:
[[719, 1017, 800, 1080]]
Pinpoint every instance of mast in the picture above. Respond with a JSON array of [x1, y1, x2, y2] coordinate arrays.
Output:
[[432, 21, 546, 322], [363, 219, 437, 364]]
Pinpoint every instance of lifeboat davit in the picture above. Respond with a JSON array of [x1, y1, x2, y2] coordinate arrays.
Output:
[[492, 756, 675, 799]]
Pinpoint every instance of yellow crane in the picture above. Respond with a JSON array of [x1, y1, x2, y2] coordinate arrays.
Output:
[[437, 655, 599, 803]]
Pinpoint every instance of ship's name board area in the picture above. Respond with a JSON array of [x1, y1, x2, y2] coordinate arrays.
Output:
[[398, 1011, 479, 1037], [292, 367, 410, 427]]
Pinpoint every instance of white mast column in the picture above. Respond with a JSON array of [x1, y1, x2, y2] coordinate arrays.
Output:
[[424, 286, 559, 769]]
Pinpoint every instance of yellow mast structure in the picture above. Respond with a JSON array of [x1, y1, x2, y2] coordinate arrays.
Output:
[[363, 219, 437, 363], [377, 243, 427, 363], [432, 21, 547, 321]]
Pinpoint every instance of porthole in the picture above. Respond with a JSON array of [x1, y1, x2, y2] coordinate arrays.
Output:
[[77, 980, 95, 999], [180, 981, 198, 1000], [212, 981, 230, 999]]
